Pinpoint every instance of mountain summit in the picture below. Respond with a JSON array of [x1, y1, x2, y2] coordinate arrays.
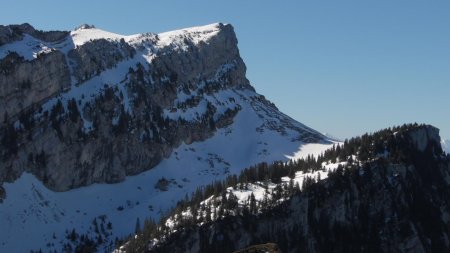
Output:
[[0, 23, 333, 252]]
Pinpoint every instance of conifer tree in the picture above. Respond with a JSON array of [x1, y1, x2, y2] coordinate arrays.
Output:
[[135, 218, 141, 234], [249, 193, 257, 215]]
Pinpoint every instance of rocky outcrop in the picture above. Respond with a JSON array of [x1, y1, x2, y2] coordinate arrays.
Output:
[[0, 23, 68, 46], [68, 38, 136, 83], [404, 125, 441, 152], [0, 26, 22, 46], [0, 50, 71, 119], [153, 23, 251, 91]]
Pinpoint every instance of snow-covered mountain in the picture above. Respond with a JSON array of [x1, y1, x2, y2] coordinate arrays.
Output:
[[0, 23, 334, 252]]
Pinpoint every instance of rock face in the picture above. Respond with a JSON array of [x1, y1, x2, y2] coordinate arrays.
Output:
[[0, 23, 68, 46], [149, 125, 450, 253], [0, 23, 328, 192], [405, 125, 441, 152], [152, 24, 250, 90], [0, 51, 71, 118], [68, 38, 136, 83]]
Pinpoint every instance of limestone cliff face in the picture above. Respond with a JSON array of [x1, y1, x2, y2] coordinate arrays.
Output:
[[68, 38, 136, 83], [152, 23, 251, 91], [0, 23, 68, 46], [0, 23, 320, 192], [0, 51, 71, 119], [405, 125, 441, 152]]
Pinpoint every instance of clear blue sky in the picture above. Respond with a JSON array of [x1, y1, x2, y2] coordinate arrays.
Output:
[[2, 0, 449, 140]]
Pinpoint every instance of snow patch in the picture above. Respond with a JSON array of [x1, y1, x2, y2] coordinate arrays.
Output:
[[156, 23, 223, 50], [0, 34, 56, 60], [442, 139, 450, 154], [70, 27, 139, 47], [286, 143, 338, 160]]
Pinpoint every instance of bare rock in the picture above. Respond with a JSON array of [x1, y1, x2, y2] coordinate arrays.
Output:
[[0, 50, 71, 119]]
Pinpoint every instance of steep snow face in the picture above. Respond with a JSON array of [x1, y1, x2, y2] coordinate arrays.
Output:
[[442, 139, 450, 154]]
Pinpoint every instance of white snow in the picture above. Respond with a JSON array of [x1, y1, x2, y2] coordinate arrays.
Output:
[[156, 23, 223, 49], [231, 161, 341, 205], [0, 34, 55, 61], [71, 27, 129, 47], [442, 139, 450, 154], [286, 143, 335, 160], [71, 23, 222, 49]]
